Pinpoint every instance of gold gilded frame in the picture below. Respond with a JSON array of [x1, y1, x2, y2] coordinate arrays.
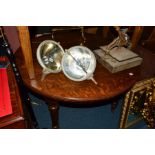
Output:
[[119, 77, 155, 128]]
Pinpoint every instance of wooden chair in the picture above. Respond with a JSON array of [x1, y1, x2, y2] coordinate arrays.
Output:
[[119, 77, 155, 128]]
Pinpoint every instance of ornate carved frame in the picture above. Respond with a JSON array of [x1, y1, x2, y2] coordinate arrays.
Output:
[[119, 77, 155, 128]]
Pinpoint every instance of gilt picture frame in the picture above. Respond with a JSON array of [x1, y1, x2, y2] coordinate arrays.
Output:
[[119, 77, 155, 128]]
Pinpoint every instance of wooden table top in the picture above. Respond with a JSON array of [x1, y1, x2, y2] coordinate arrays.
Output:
[[16, 32, 155, 104]]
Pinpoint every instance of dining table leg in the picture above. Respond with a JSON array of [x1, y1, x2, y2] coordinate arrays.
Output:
[[46, 99, 59, 129]]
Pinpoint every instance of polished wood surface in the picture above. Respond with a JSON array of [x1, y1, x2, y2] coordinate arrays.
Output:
[[0, 66, 26, 129], [20, 59, 139, 103]]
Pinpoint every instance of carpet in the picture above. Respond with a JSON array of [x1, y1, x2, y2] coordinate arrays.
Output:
[[30, 94, 148, 129]]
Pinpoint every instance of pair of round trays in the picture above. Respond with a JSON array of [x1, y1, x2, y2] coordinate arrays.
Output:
[[37, 40, 97, 84]]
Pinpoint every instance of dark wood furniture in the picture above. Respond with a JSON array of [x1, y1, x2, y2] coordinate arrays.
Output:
[[0, 66, 26, 129], [14, 27, 155, 128], [141, 27, 155, 51]]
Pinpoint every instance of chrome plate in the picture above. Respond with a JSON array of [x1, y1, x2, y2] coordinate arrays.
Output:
[[62, 46, 96, 82]]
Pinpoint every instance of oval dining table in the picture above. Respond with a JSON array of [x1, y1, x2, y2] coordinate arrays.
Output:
[[15, 31, 155, 128]]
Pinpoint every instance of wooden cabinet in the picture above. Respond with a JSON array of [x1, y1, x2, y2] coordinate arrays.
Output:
[[0, 66, 27, 129]]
